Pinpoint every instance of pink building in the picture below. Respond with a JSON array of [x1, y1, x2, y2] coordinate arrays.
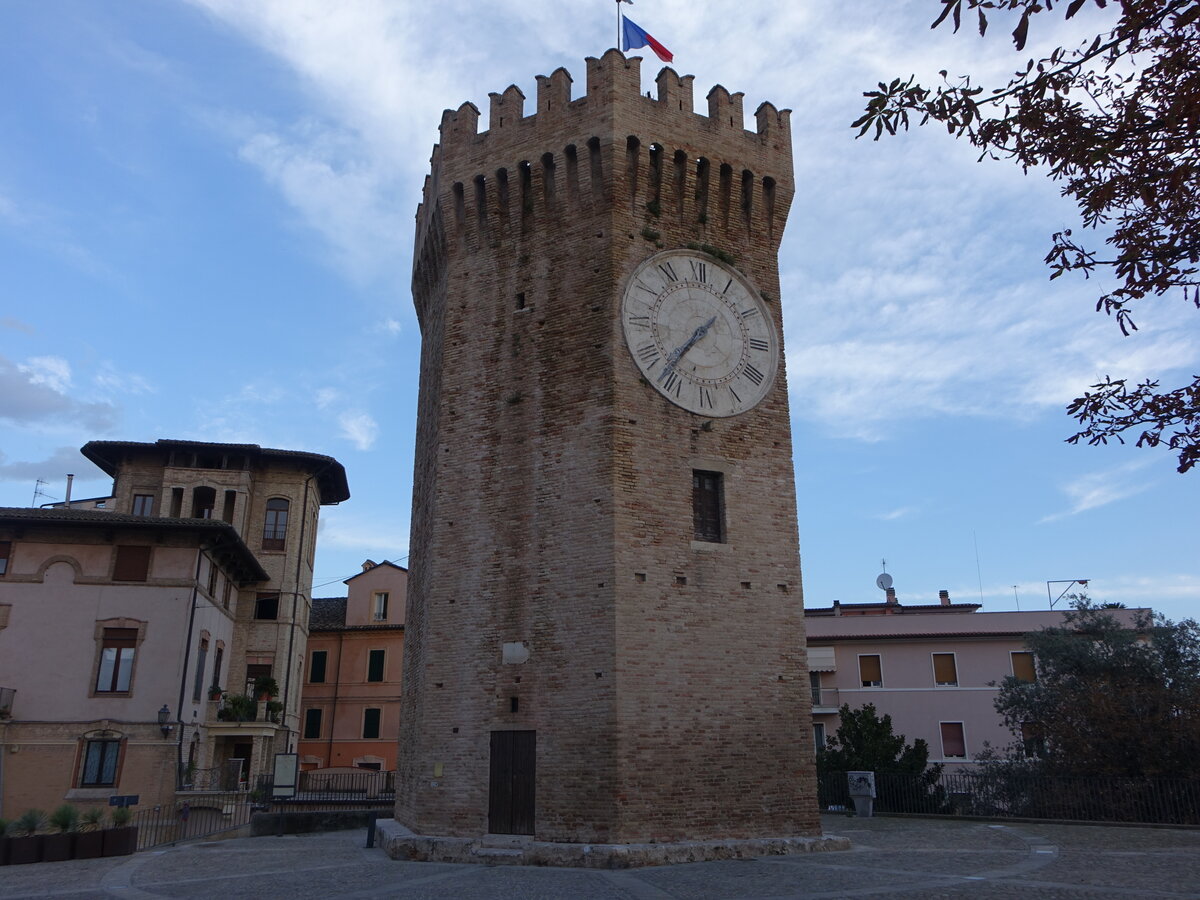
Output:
[[806, 589, 1147, 766]]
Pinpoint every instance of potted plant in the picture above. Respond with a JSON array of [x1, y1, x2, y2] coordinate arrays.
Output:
[[208, 684, 224, 701], [102, 805, 137, 858], [224, 693, 257, 722], [74, 808, 106, 860], [43, 804, 77, 862], [253, 676, 278, 700], [7, 809, 46, 865], [265, 700, 283, 723]]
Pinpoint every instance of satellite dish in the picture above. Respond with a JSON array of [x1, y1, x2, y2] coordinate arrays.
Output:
[[876, 572, 893, 591]]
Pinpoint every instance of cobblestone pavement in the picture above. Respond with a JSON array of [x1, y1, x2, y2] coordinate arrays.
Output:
[[2, 815, 1198, 899]]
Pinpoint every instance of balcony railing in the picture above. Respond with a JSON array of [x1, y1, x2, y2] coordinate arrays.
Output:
[[811, 687, 840, 711]]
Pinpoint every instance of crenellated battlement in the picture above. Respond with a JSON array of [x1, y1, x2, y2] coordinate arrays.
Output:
[[413, 50, 794, 287]]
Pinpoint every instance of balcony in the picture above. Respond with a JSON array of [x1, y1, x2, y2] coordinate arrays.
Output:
[[811, 687, 840, 714]]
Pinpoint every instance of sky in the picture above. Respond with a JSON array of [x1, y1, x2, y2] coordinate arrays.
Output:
[[1, 1, 1196, 620]]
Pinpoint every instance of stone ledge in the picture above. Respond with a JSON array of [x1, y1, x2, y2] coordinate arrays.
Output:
[[377, 819, 850, 869]]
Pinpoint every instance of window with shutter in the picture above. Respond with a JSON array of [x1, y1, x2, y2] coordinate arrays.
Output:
[[362, 707, 381, 739], [113, 546, 151, 582], [1011, 651, 1037, 683], [932, 653, 958, 686], [940, 722, 967, 758], [858, 654, 882, 687]]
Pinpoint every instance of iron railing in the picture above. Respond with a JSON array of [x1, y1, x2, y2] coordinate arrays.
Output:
[[132, 794, 255, 850], [819, 770, 1200, 825], [255, 769, 397, 809]]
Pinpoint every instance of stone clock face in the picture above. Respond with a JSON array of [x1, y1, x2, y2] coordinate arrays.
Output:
[[621, 250, 779, 417]]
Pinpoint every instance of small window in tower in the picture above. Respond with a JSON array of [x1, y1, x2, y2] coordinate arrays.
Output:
[[516, 292, 526, 310], [254, 593, 279, 620], [191, 486, 215, 519], [692, 470, 724, 543], [373, 592, 389, 621], [262, 498, 289, 551], [132, 494, 154, 516]]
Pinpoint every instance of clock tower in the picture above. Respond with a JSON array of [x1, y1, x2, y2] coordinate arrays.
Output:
[[385, 50, 833, 865]]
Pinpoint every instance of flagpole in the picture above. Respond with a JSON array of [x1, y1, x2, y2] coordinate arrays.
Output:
[[616, 0, 621, 51]]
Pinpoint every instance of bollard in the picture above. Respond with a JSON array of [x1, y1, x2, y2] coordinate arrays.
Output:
[[847, 771, 876, 818], [366, 813, 377, 848]]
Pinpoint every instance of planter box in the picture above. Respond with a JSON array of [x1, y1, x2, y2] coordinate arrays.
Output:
[[102, 827, 137, 858], [42, 832, 74, 862], [0, 835, 8, 866], [7, 834, 44, 866], [74, 830, 105, 860]]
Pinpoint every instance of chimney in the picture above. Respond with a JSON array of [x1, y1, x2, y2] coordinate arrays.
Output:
[[65, 473, 74, 509], [885, 587, 897, 605], [939, 589, 951, 606]]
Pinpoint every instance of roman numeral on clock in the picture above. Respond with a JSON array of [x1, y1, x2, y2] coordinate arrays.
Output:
[[689, 260, 707, 283], [698, 386, 713, 409], [749, 338, 769, 352], [740, 307, 759, 320], [657, 262, 678, 283], [636, 343, 661, 366], [627, 314, 651, 329], [662, 370, 682, 397], [743, 364, 765, 386]]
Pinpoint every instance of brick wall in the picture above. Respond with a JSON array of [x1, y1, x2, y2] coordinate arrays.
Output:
[[398, 50, 818, 842]]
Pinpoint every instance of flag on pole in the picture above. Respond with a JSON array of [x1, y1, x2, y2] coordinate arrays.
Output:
[[621, 16, 673, 63]]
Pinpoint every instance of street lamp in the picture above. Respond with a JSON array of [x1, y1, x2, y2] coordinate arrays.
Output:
[[158, 704, 173, 738]]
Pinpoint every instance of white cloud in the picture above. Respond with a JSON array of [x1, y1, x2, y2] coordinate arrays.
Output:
[[93, 362, 154, 396], [381, 318, 402, 335], [874, 507, 916, 521], [316, 508, 408, 558], [0, 355, 116, 432], [17, 356, 72, 393], [1, 317, 35, 335], [338, 411, 378, 451], [1040, 459, 1154, 522], [314, 387, 339, 410]]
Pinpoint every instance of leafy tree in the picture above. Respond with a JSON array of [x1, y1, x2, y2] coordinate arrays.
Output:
[[993, 597, 1200, 777], [816, 703, 935, 774], [855, 0, 1200, 472]]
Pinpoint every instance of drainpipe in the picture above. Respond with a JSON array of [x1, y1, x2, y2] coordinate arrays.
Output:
[[175, 550, 202, 787]]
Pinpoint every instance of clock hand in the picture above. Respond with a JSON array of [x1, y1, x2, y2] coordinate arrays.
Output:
[[658, 316, 717, 383]]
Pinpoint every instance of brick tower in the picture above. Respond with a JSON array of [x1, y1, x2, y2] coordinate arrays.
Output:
[[387, 50, 829, 865]]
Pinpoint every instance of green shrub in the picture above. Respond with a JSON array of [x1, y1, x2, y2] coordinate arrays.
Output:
[[48, 804, 79, 833], [80, 807, 106, 831], [15, 809, 46, 836], [111, 806, 132, 827]]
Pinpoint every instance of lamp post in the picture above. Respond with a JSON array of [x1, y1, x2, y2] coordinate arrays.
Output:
[[158, 704, 173, 738]]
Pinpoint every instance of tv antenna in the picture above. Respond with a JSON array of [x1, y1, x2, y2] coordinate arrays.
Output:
[[1046, 579, 1089, 609], [31, 479, 56, 507], [875, 558, 892, 592]]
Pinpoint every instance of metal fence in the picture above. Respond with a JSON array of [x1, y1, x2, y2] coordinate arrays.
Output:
[[253, 769, 397, 812], [132, 794, 255, 850], [819, 770, 1200, 826]]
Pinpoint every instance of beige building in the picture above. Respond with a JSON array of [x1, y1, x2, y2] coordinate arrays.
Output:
[[298, 560, 407, 772], [0, 439, 347, 817]]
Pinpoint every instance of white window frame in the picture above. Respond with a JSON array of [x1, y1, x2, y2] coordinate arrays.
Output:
[[812, 721, 826, 752], [372, 591, 389, 621]]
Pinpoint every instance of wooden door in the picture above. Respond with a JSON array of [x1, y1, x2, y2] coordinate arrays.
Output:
[[488, 730, 535, 834]]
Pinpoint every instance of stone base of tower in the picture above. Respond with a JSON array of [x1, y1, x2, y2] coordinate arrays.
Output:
[[376, 819, 850, 869]]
